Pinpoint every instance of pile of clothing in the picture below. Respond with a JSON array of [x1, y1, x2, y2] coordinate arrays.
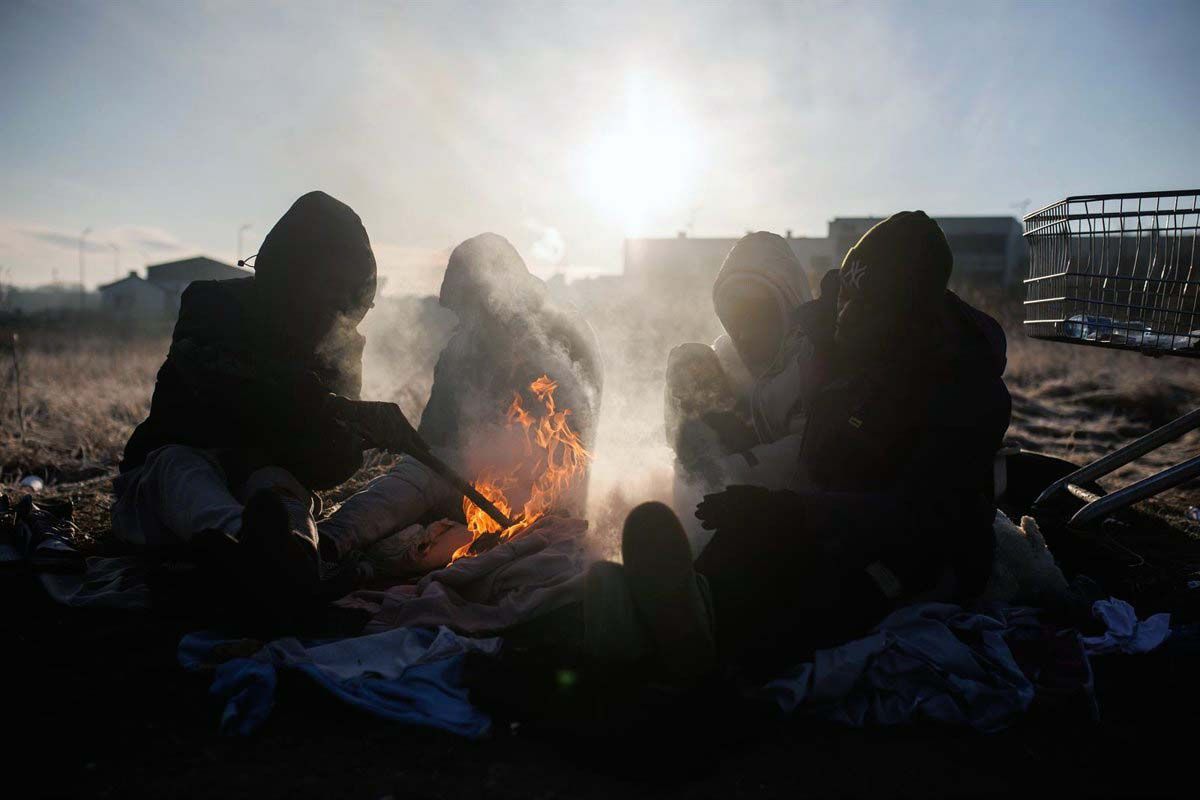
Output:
[[2, 490, 1182, 740]]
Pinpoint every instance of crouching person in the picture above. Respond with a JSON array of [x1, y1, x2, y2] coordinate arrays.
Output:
[[665, 232, 817, 549], [591, 211, 1011, 683], [112, 191, 423, 615], [315, 233, 602, 571]]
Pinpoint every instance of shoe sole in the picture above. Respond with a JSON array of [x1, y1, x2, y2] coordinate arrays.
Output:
[[621, 501, 715, 682]]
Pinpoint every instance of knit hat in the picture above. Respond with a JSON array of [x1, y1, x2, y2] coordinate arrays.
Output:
[[839, 210, 952, 312]]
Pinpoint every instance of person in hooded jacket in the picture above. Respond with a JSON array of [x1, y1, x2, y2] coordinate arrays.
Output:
[[112, 191, 426, 604], [590, 211, 1011, 684], [665, 231, 814, 550], [316, 233, 603, 564]]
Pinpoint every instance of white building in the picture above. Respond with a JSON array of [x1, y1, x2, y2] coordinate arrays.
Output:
[[99, 256, 250, 319]]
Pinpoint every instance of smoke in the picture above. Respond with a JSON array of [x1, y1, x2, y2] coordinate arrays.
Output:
[[525, 219, 567, 268], [358, 294, 456, 422], [351, 234, 725, 560], [562, 276, 723, 557]]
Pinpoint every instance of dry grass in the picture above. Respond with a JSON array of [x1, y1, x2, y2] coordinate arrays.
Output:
[[1, 331, 166, 484], [1005, 333, 1200, 508], [4, 291, 1200, 548]]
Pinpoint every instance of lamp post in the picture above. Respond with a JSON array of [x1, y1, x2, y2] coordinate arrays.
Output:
[[238, 223, 253, 264], [78, 227, 92, 311]]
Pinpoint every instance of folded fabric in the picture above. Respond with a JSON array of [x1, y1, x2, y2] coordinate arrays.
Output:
[[179, 625, 502, 738], [39, 556, 152, 609], [345, 515, 590, 636], [765, 603, 1043, 732], [1080, 597, 1171, 655]]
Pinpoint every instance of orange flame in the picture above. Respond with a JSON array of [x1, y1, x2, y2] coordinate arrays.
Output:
[[452, 374, 591, 560]]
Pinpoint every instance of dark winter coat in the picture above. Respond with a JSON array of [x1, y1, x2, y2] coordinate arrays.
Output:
[[120, 277, 366, 490], [695, 282, 1011, 673], [792, 286, 1011, 598], [121, 191, 377, 492]]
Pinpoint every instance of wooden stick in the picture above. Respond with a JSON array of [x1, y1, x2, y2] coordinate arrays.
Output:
[[409, 445, 516, 531], [10, 332, 24, 437]]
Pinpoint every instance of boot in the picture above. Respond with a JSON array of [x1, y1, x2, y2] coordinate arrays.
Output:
[[238, 488, 322, 595], [582, 560, 651, 664], [621, 501, 716, 684], [12, 494, 85, 573]]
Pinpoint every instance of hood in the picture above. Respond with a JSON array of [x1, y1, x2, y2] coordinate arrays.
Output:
[[439, 233, 546, 323], [713, 231, 812, 373], [942, 291, 1007, 377], [713, 231, 812, 318], [253, 191, 377, 324]]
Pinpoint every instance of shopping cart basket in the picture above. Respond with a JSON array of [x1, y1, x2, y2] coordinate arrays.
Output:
[[1024, 189, 1200, 526]]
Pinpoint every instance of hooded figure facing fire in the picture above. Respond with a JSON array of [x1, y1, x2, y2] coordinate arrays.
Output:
[[585, 211, 1011, 683], [112, 191, 429, 615], [317, 233, 603, 570]]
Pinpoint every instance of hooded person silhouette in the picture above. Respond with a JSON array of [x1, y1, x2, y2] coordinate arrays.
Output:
[[317, 233, 603, 564], [112, 191, 422, 616]]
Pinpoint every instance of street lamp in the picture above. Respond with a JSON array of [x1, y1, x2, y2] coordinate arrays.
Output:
[[79, 227, 92, 311], [238, 223, 253, 264]]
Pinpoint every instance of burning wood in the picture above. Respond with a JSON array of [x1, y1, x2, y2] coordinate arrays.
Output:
[[453, 374, 592, 561]]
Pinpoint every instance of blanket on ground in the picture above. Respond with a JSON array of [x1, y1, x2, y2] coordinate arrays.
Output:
[[764, 598, 1168, 732], [178, 625, 502, 737], [341, 515, 590, 636]]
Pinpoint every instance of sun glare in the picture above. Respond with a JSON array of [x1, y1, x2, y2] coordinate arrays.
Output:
[[576, 75, 700, 234]]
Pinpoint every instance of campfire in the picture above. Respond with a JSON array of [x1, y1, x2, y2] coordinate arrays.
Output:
[[452, 374, 591, 560]]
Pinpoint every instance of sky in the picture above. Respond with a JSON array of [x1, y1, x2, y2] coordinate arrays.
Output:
[[1, 0, 1198, 293]]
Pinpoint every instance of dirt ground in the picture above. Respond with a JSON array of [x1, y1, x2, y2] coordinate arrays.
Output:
[[6, 300, 1200, 797]]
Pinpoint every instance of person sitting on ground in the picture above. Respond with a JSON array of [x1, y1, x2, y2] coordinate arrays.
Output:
[[316, 232, 603, 570], [112, 191, 426, 610], [665, 232, 815, 547], [589, 210, 1012, 683]]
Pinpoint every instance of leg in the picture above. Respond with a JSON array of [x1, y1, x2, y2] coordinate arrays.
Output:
[[236, 465, 323, 590], [111, 445, 243, 548], [317, 454, 458, 560]]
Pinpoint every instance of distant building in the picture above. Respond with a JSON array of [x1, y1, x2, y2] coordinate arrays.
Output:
[[98, 256, 249, 318], [624, 216, 1026, 295], [624, 231, 832, 299], [828, 216, 1027, 286], [0, 283, 101, 313]]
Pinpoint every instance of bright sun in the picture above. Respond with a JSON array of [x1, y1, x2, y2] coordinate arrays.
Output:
[[577, 75, 700, 234]]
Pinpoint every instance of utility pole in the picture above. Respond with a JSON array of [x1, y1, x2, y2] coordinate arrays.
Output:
[[78, 227, 92, 311]]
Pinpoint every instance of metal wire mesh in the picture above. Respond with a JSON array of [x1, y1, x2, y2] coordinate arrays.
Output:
[[1024, 190, 1200, 357]]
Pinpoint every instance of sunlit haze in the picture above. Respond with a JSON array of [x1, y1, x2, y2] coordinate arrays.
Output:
[[2, 0, 1198, 292]]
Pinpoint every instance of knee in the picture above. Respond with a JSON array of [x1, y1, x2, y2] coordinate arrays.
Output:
[[241, 466, 310, 506], [143, 444, 219, 473]]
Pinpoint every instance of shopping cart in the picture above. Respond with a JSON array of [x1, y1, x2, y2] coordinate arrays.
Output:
[[1024, 190, 1200, 527]]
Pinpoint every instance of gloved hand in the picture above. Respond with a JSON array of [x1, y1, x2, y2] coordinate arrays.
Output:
[[327, 396, 431, 455], [695, 484, 805, 533], [693, 485, 813, 579], [700, 410, 759, 455]]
